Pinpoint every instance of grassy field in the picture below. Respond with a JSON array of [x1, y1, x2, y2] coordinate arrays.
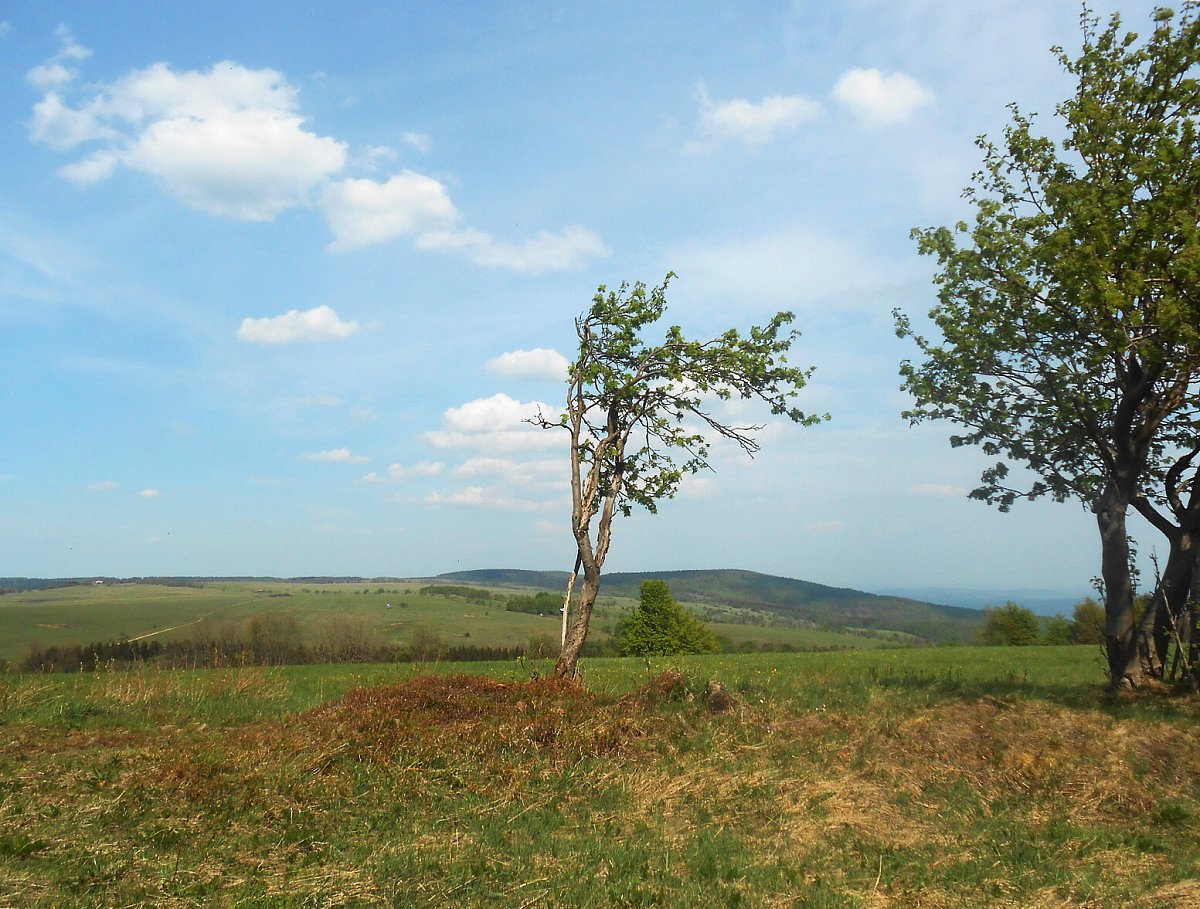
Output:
[[0, 581, 910, 665], [1, 646, 1198, 907]]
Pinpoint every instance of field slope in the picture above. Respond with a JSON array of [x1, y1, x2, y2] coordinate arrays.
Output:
[[441, 567, 984, 642]]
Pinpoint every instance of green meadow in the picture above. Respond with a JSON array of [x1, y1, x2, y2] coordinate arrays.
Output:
[[1, 646, 1198, 907], [0, 581, 909, 666]]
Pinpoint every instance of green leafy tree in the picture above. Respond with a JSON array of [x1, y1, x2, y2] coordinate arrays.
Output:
[[536, 275, 822, 678], [1070, 596, 1107, 645], [1043, 614, 1074, 646], [896, 6, 1200, 689], [620, 580, 720, 656], [980, 602, 1041, 646]]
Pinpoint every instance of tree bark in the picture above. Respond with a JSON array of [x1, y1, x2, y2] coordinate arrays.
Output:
[[1096, 487, 1140, 689], [553, 559, 600, 679]]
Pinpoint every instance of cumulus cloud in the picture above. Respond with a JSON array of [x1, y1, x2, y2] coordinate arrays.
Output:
[[485, 348, 570, 381], [832, 67, 933, 129], [30, 59, 347, 219], [26, 34, 608, 271], [301, 447, 370, 463], [237, 305, 360, 344], [138, 488, 161, 498], [417, 225, 610, 274], [87, 480, 118, 492], [321, 173, 459, 252], [425, 393, 562, 453], [361, 461, 445, 483], [688, 81, 821, 150]]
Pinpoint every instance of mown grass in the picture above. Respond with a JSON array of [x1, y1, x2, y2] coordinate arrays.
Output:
[[1, 647, 1197, 907]]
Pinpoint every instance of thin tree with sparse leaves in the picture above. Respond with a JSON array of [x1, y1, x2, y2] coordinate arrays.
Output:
[[534, 275, 823, 679]]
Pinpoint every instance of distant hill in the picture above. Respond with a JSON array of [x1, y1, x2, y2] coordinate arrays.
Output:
[[438, 568, 983, 643]]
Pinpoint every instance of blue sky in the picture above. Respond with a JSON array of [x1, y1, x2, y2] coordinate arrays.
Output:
[[0, 1, 1167, 594]]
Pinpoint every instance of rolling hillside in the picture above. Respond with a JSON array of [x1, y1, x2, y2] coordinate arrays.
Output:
[[438, 568, 984, 643]]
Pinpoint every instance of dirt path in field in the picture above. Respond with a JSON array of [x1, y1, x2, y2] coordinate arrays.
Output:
[[124, 597, 263, 642]]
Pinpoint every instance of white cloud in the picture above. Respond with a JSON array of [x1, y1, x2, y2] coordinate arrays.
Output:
[[26, 38, 607, 270], [361, 461, 445, 483], [416, 225, 610, 274], [87, 480, 118, 492], [139, 488, 161, 498], [832, 68, 934, 129], [453, 457, 562, 486], [237, 305, 360, 344], [321, 173, 459, 251], [403, 131, 432, 153], [58, 149, 120, 185], [689, 81, 821, 150], [25, 26, 90, 89], [485, 348, 570, 381], [29, 92, 118, 150], [425, 393, 563, 453], [910, 482, 967, 497], [29, 59, 348, 219], [301, 447, 370, 463], [27, 63, 77, 90], [125, 108, 347, 219], [0, 22, 12, 38], [678, 475, 718, 499], [425, 486, 555, 512]]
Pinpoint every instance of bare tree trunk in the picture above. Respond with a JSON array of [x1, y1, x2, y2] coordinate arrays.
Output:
[[561, 551, 582, 648]]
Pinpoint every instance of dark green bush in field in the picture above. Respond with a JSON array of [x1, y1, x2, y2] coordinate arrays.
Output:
[[620, 580, 720, 656], [505, 591, 562, 616], [980, 602, 1041, 646]]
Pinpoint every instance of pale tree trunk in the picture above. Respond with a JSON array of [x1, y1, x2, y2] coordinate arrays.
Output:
[[553, 560, 601, 679], [561, 552, 582, 648]]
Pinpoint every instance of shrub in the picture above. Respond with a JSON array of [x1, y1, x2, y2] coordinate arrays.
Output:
[[980, 602, 1040, 646], [619, 580, 720, 657]]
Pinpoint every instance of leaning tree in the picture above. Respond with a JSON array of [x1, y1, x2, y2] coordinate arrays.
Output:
[[535, 275, 822, 679], [896, 5, 1200, 690]]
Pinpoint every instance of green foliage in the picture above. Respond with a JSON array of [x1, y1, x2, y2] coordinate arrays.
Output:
[[558, 275, 823, 520], [505, 591, 561, 615], [898, 5, 1200, 509], [1042, 614, 1073, 646], [980, 602, 1041, 646], [619, 580, 721, 656], [895, 5, 1200, 684], [418, 584, 494, 603], [1071, 597, 1107, 645]]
